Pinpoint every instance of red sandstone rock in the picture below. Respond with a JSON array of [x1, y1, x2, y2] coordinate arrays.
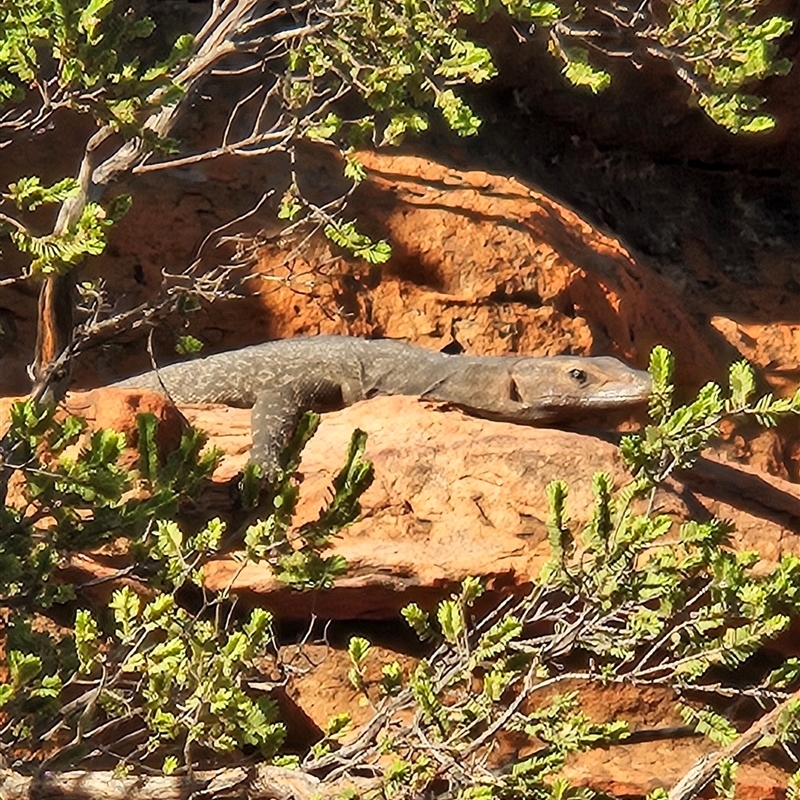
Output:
[[0, 389, 183, 469], [248, 153, 719, 386], [710, 317, 800, 395], [276, 643, 784, 799], [4, 152, 797, 478], [562, 743, 784, 800], [175, 394, 800, 617], [0, 155, 718, 391], [278, 643, 418, 743], [4, 390, 798, 617]]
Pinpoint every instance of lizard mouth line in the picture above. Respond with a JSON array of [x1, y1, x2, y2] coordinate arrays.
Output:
[[541, 391, 651, 408]]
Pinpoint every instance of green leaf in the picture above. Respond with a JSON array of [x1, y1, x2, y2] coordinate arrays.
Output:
[[347, 636, 370, 691], [0, 685, 13, 707], [435, 40, 496, 84], [381, 110, 429, 146], [714, 757, 738, 800], [502, 0, 561, 22], [727, 360, 756, 408], [7, 176, 80, 211], [679, 704, 738, 746], [648, 345, 674, 419], [528, 2, 561, 21], [8, 651, 42, 689], [79, 0, 114, 39], [193, 517, 225, 554], [324, 220, 391, 263], [75, 609, 101, 673], [402, 603, 434, 641], [278, 189, 303, 221], [304, 112, 342, 141], [437, 599, 463, 643], [473, 615, 523, 665], [175, 335, 203, 355], [434, 89, 482, 136], [765, 658, 800, 689], [155, 520, 184, 558], [348, 636, 371, 667], [106, 194, 133, 222], [699, 93, 776, 134], [110, 585, 141, 643], [31, 674, 62, 699], [460, 576, 484, 606], [142, 595, 175, 626], [559, 48, 611, 93], [162, 756, 179, 776], [380, 662, 403, 695], [343, 155, 367, 183], [137, 413, 160, 483], [171, 33, 195, 60]]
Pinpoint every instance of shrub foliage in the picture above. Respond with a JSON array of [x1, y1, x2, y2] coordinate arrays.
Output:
[[0, 0, 793, 278], [1, 350, 799, 796]]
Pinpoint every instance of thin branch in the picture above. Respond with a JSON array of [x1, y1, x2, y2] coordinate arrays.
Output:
[[669, 688, 800, 800], [132, 127, 294, 173], [0, 764, 370, 800], [0, 212, 29, 234]]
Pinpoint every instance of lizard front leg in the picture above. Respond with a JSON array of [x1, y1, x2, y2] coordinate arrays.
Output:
[[250, 386, 306, 478], [250, 375, 357, 477]]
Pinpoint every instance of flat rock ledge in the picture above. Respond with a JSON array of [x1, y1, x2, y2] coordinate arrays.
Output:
[[4, 389, 796, 619]]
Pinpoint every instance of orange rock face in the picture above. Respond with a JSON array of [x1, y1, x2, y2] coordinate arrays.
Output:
[[249, 153, 719, 387], [3, 151, 797, 473], [180, 394, 799, 616], [17, 388, 794, 617]]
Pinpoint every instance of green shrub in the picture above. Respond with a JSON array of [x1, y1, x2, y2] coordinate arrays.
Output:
[[0, 401, 372, 771]]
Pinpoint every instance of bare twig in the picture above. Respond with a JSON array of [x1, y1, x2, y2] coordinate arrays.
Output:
[[0, 764, 371, 800], [669, 688, 800, 800]]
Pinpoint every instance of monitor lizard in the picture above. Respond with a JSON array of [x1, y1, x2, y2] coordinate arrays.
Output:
[[111, 335, 652, 475]]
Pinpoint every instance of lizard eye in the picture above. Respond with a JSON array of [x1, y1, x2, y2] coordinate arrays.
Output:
[[569, 368, 587, 384]]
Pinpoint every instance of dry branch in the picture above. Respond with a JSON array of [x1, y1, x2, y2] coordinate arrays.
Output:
[[28, 0, 331, 400], [0, 765, 371, 800], [668, 687, 800, 800]]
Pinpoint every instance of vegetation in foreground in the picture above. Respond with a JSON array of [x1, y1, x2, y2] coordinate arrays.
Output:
[[1, 348, 799, 798], [2, 1, 799, 796]]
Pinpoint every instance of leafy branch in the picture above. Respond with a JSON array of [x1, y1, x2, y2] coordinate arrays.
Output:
[[0, 397, 373, 772], [621, 346, 800, 484]]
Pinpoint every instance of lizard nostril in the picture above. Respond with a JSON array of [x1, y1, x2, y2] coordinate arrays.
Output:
[[569, 368, 587, 384]]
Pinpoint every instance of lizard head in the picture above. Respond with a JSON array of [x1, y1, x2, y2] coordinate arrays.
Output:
[[507, 355, 652, 422]]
